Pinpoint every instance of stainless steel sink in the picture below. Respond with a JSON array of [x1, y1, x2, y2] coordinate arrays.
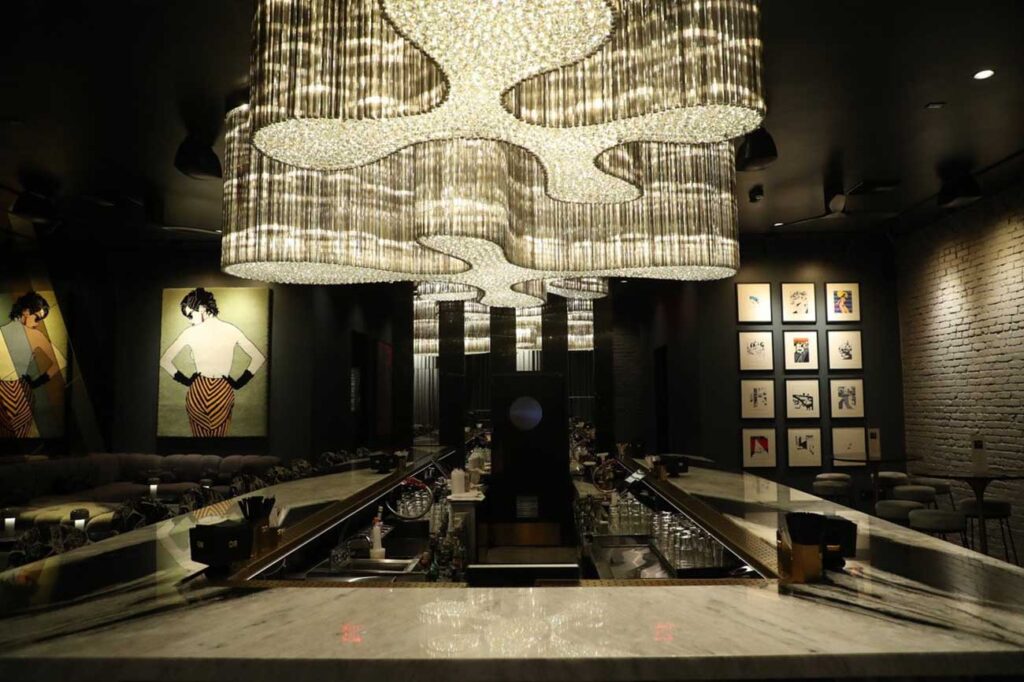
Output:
[[332, 556, 420, 575]]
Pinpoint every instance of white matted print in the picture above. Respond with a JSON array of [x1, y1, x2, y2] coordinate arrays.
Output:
[[788, 428, 822, 467], [781, 283, 815, 323], [742, 428, 777, 468], [784, 331, 818, 371], [832, 427, 867, 467], [826, 282, 860, 322], [736, 283, 772, 323], [828, 330, 863, 370], [786, 379, 820, 419], [740, 379, 775, 419], [830, 378, 865, 418], [738, 331, 773, 371]]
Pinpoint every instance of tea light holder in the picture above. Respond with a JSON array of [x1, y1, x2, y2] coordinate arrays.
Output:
[[70, 508, 90, 530], [148, 477, 160, 497], [199, 478, 213, 490], [2, 509, 16, 535]]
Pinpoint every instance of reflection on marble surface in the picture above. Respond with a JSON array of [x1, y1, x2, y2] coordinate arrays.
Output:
[[0, 468, 390, 615], [1, 465, 1022, 680], [661, 466, 1024, 606]]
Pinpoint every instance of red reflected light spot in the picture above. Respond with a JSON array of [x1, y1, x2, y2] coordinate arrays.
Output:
[[653, 622, 675, 643], [340, 623, 364, 644]]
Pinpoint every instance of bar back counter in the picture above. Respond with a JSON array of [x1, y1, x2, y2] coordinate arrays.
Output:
[[2, 449, 1023, 681]]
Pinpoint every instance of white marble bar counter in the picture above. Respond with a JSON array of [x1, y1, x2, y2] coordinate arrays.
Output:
[[1, 466, 1023, 681]]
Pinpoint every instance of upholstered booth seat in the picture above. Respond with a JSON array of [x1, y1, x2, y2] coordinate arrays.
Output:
[[812, 480, 851, 497]]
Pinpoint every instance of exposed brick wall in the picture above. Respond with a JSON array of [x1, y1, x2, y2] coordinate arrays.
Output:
[[897, 183, 1024, 558]]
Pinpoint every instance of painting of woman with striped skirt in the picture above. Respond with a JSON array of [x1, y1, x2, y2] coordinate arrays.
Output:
[[0, 291, 68, 439], [158, 287, 268, 437]]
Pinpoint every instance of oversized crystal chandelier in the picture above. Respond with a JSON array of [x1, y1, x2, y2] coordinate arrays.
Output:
[[223, 0, 765, 306]]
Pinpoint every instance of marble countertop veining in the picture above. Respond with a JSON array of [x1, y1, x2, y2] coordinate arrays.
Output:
[[1, 466, 1023, 680]]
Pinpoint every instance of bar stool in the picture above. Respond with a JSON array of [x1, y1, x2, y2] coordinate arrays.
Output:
[[812, 479, 853, 506], [908, 477, 956, 509], [959, 498, 1019, 565], [816, 473, 852, 482], [908, 509, 968, 547], [877, 471, 908, 499], [892, 485, 938, 508], [875, 499, 925, 525]]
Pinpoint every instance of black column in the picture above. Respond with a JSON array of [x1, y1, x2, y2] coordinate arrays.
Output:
[[490, 307, 516, 375], [542, 296, 568, 378], [593, 293, 615, 454], [391, 283, 414, 449], [438, 301, 465, 448]]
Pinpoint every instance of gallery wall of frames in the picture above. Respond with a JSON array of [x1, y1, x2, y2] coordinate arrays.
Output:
[[662, 233, 908, 482]]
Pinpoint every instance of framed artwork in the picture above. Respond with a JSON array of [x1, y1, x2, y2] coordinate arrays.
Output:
[[0, 289, 69, 439], [830, 378, 864, 419], [740, 379, 775, 419], [736, 283, 772, 323], [828, 330, 863, 370], [742, 428, 777, 468], [785, 379, 820, 419], [832, 427, 866, 467], [826, 282, 861, 322], [158, 287, 270, 437], [738, 331, 773, 371], [781, 283, 816, 323], [788, 428, 822, 467], [783, 331, 818, 371]]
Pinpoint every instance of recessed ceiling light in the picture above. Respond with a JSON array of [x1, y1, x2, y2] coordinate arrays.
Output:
[[924, 101, 946, 110], [973, 69, 995, 80], [772, 222, 784, 227]]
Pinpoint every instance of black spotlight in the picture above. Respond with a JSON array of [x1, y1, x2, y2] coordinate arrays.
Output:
[[937, 174, 982, 209], [748, 184, 765, 203], [737, 127, 778, 171], [174, 136, 222, 180]]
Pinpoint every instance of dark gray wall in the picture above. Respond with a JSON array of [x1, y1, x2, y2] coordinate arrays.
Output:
[[611, 233, 905, 487], [48, 243, 411, 460]]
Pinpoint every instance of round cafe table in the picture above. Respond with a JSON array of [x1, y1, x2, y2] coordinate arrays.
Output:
[[909, 468, 1024, 556], [832, 455, 921, 503]]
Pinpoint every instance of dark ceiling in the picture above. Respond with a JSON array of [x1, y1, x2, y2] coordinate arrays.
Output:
[[2, 0, 1023, 241]]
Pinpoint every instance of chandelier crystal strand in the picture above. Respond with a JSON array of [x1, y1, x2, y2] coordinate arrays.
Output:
[[463, 302, 491, 355], [515, 307, 544, 352], [413, 298, 440, 356], [546, 278, 609, 300], [415, 282, 479, 302], [249, 0, 764, 204], [567, 299, 595, 352]]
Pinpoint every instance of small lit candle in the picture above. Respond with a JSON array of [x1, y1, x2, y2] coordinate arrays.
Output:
[[2, 510, 15, 535], [70, 508, 90, 531], [149, 477, 160, 497], [200, 478, 213, 490]]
